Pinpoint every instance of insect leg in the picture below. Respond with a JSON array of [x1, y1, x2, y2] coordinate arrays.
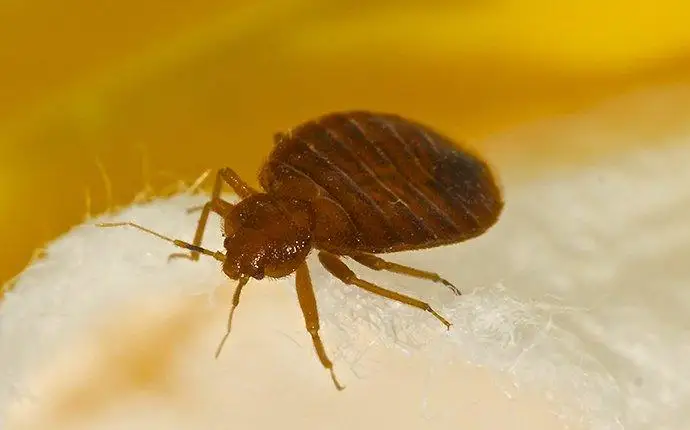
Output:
[[219, 167, 259, 199], [170, 169, 236, 261], [187, 167, 257, 212], [185, 199, 233, 214], [349, 253, 461, 296], [318, 251, 451, 329], [214, 275, 249, 358], [295, 262, 344, 390]]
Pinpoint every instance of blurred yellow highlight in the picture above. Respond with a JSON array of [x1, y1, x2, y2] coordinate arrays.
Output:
[[288, 1, 690, 70], [0, 1, 305, 137]]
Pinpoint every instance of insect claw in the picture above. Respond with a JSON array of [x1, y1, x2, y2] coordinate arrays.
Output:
[[430, 309, 452, 330], [330, 369, 345, 391], [442, 281, 462, 296]]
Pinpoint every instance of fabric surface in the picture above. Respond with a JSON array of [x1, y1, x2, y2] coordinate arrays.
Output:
[[2, 99, 690, 430]]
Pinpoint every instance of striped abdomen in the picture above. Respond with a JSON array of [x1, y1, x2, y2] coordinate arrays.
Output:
[[259, 111, 504, 254]]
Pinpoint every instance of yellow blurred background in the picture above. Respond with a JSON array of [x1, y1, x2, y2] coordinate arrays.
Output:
[[2, 0, 690, 286]]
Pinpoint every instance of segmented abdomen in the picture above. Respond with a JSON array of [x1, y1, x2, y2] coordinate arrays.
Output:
[[259, 111, 504, 254]]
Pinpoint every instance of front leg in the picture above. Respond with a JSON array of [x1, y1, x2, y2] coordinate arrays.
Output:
[[171, 167, 257, 261]]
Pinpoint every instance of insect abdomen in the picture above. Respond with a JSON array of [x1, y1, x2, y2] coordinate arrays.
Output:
[[260, 111, 503, 254]]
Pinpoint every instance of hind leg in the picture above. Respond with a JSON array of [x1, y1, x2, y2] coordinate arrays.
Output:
[[319, 251, 451, 329], [349, 253, 461, 296]]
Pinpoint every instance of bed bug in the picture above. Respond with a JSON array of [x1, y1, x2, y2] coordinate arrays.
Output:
[[98, 110, 504, 390]]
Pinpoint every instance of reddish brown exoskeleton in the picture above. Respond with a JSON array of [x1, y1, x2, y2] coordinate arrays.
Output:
[[99, 111, 504, 390]]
